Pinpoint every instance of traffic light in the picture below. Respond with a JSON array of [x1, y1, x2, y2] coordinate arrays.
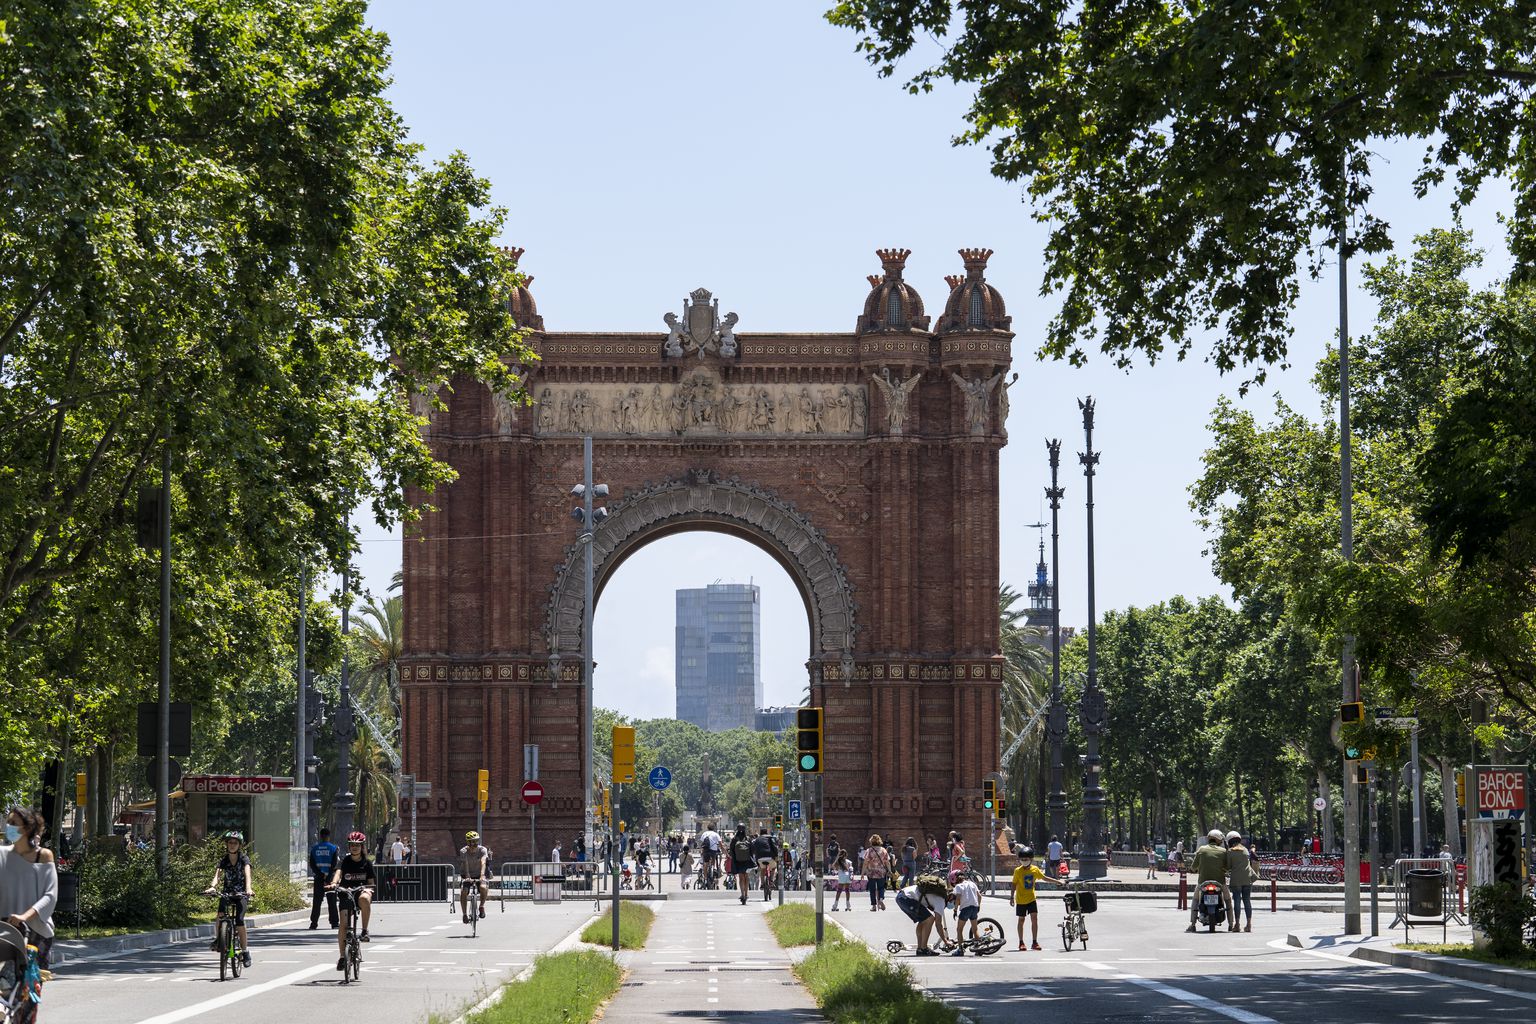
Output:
[[995, 797, 1007, 820], [1344, 745, 1363, 761], [1455, 770, 1466, 808], [477, 768, 489, 811], [600, 788, 611, 821], [613, 726, 636, 783], [796, 707, 823, 773], [773, 813, 783, 830], [75, 772, 88, 807], [766, 766, 784, 795], [1340, 701, 1364, 724], [135, 486, 163, 549], [982, 779, 996, 812], [810, 818, 823, 833]]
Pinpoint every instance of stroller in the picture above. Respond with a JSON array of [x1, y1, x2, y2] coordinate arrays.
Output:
[[0, 920, 44, 1023]]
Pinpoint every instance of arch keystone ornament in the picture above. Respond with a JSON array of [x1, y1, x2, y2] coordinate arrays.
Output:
[[400, 247, 1013, 860]]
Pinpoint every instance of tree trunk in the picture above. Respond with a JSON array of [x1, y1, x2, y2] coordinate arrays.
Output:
[[1439, 757, 1460, 858], [1263, 786, 1276, 850]]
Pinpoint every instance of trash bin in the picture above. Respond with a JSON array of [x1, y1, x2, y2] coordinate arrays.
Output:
[[1406, 868, 1444, 918]]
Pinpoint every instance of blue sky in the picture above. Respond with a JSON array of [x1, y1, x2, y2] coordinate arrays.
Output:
[[349, 1, 1512, 719]]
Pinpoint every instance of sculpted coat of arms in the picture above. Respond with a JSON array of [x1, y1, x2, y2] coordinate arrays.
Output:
[[664, 288, 738, 358]]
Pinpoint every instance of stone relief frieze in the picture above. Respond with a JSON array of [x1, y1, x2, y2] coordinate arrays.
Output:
[[531, 368, 868, 438]]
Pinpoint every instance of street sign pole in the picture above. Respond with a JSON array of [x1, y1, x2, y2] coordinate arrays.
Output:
[[779, 787, 786, 907], [1409, 724, 1424, 856], [1367, 765, 1380, 936], [605, 786, 617, 951]]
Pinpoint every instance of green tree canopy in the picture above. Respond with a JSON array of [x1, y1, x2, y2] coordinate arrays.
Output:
[[0, 0, 534, 786], [827, 1, 1536, 379]]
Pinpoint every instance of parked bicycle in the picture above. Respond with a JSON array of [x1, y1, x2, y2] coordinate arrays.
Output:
[[1059, 881, 1096, 951]]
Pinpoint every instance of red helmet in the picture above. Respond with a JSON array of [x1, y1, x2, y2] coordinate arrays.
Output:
[[348, 831, 367, 844]]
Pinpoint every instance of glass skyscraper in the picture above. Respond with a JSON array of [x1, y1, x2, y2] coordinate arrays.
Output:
[[675, 583, 762, 732]]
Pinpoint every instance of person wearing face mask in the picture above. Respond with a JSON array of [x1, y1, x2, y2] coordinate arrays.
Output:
[[0, 806, 59, 977]]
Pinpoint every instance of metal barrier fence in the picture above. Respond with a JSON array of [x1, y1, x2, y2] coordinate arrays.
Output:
[[497, 861, 609, 901], [374, 863, 456, 903], [1388, 857, 1463, 938]]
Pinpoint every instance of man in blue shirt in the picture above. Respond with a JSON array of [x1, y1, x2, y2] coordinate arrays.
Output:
[[308, 827, 341, 929]]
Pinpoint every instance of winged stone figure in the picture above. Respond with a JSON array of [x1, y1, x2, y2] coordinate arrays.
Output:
[[872, 368, 923, 434]]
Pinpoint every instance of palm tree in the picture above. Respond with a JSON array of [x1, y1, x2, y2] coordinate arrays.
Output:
[[351, 595, 403, 740], [349, 731, 398, 838]]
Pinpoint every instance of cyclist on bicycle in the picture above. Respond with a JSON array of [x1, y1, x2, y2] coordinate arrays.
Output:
[[634, 840, 651, 888], [697, 825, 722, 887], [750, 828, 779, 902], [458, 831, 491, 923], [326, 831, 376, 970], [204, 831, 253, 967]]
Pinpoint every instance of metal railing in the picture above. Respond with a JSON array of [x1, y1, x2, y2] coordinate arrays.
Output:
[[1388, 857, 1464, 937], [374, 863, 456, 903], [496, 860, 614, 901]]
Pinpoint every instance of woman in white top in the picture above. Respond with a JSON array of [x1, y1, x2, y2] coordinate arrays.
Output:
[[1, 806, 59, 969]]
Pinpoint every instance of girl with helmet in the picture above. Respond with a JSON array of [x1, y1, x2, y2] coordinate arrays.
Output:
[[204, 831, 254, 967], [326, 831, 376, 971]]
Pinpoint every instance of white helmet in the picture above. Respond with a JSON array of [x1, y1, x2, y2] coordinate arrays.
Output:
[[1207, 829, 1224, 841], [1227, 831, 1242, 842]]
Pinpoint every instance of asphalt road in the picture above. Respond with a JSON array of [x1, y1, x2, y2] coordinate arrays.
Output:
[[823, 890, 1536, 1023], [44, 899, 595, 1024]]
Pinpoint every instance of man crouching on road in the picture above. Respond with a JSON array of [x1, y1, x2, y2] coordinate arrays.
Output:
[[894, 876, 952, 955]]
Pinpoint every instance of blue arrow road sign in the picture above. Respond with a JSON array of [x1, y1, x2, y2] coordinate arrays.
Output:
[[649, 766, 672, 790], [788, 799, 802, 821]]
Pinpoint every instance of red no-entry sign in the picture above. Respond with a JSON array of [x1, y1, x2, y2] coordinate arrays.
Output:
[[521, 780, 544, 805]]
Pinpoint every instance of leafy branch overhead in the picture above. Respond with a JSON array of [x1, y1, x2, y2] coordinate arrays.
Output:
[[827, 1, 1536, 379]]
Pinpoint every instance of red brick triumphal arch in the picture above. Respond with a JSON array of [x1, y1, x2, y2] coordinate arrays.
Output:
[[400, 248, 1013, 860]]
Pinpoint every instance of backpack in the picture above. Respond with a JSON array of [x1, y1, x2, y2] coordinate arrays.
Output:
[[751, 835, 775, 859], [915, 873, 953, 901], [731, 836, 753, 862]]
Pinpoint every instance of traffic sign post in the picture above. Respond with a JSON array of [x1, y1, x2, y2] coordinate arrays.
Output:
[[522, 780, 544, 862], [788, 799, 802, 822], [649, 766, 671, 790]]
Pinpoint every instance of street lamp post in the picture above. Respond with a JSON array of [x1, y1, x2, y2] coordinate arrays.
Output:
[[333, 560, 357, 842], [570, 436, 609, 860], [1077, 398, 1107, 880], [1044, 440, 1068, 849]]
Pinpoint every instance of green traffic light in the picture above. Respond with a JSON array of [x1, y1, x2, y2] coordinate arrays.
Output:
[[799, 754, 818, 771]]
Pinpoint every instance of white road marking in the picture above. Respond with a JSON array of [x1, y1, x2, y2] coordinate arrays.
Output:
[[127, 964, 332, 1024], [1116, 971, 1279, 1023]]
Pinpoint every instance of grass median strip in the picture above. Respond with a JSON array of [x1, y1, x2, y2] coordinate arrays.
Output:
[[1398, 942, 1536, 971], [793, 936, 960, 1024], [766, 903, 817, 947], [462, 950, 622, 1024], [579, 900, 656, 949]]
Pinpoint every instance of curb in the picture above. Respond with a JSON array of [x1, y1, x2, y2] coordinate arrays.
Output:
[[51, 909, 311, 966], [1351, 944, 1536, 994]]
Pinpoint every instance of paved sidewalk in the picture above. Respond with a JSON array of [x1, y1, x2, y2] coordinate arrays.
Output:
[[597, 894, 822, 1022]]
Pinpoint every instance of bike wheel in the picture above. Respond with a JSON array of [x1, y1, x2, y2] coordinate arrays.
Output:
[[348, 937, 361, 983], [972, 918, 1005, 956], [231, 938, 243, 979], [218, 922, 228, 981], [886, 940, 905, 955], [1061, 921, 1072, 951]]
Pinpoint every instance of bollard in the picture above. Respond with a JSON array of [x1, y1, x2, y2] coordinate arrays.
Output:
[[1270, 875, 1277, 913], [1178, 869, 1188, 910]]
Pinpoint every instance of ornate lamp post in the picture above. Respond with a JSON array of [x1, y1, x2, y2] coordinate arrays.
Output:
[[1077, 398, 1107, 880], [1044, 440, 1068, 848], [333, 557, 357, 842]]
